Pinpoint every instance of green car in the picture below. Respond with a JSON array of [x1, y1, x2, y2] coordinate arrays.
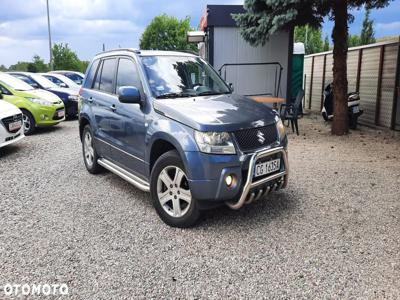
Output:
[[0, 72, 65, 135]]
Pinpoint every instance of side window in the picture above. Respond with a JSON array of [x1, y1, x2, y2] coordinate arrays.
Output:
[[84, 59, 99, 89], [116, 58, 142, 92], [0, 84, 11, 95], [93, 61, 103, 90], [98, 58, 117, 94]]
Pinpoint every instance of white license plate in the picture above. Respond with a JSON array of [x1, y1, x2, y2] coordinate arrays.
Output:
[[9, 121, 22, 131], [255, 159, 281, 177], [352, 106, 360, 114], [57, 110, 65, 117]]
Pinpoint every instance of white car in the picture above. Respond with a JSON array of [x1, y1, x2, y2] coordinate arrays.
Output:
[[0, 95, 24, 148]]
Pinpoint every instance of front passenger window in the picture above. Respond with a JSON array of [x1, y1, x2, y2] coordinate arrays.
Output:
[[116, 58, 142, 92]]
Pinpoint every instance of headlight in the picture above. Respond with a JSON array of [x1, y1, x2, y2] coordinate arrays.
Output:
[[194, 131, 236, 154], [276, 116, 286, 141], [26, 97, 53, 107], [68, 95, 79, 101]]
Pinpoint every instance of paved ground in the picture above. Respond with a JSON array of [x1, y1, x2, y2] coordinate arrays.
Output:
[[0, 116, 399, 299]]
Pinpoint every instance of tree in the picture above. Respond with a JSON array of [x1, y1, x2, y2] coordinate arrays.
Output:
[[52, 43, 82, 71], [32, 55, 50, 72], [294, 26, 323, 54], [233, 0, 393, 136], [0, 65, 8, 72], [8, 61, 30, 71], [140, 14, 197, 52], [360, 9, 376, 45], [323, 35, 330, 51], [348, 34, 361, 47]]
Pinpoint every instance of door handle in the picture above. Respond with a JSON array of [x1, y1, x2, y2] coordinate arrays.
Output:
[[110, 104, 116, 112]]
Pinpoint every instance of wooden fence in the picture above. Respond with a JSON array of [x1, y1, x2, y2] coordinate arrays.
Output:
[[303, 38, 400, 130]]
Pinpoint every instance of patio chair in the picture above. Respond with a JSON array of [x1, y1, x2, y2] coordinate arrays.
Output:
[[279, 89, 304, 136]]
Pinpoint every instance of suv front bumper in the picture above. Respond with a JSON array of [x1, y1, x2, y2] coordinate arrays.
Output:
[[186, 146, 289, 208]]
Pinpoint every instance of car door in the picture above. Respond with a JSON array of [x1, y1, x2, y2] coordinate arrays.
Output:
[[87, 58, 118, 158], [108, 56, 147, 177]]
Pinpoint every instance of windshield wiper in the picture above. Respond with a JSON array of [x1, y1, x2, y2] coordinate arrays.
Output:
[[196, 91, 229, 96], [156, 92, 193, 99]]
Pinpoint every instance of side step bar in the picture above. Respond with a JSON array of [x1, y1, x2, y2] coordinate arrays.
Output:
[[97, 158, 150, 192]]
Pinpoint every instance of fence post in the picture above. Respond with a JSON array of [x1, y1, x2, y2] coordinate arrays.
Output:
[[356, 48, 363, 93], [309, 56, 314, 109], [320, 54, 327, 110], [390, 38, 400, 130], [375, 45, 385, 125]]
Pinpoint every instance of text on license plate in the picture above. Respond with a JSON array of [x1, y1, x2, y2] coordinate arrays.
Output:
[[58, 110, 65, 117], [255, 159, 280, 177], [9, 121, 22, 131]]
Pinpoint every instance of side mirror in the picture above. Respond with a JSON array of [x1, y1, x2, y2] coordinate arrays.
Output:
[[31, 83, 40, 89], [118, 86, 142, 105], [229, 83, 234, 92], [60, 83, 68, 88]]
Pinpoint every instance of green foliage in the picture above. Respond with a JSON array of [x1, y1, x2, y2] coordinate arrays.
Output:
[[0, 65, 7, 72], [294, 26, 323, 54], [360, 9, 375, 45], [348, 34, 361, 47], [52, 43, 83, 72], [323, 35, 330, 51], [140, 14, 197, 52], [8, 61, 30, 71], [32, 55, 50, 72], [233, 0, 392, 47]]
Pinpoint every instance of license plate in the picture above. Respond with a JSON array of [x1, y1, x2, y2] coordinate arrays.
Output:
[[57, 110, 65, 117], [352, 106, 360, 114], [9, 121, 22, 131], [255, 159, 280, 177]]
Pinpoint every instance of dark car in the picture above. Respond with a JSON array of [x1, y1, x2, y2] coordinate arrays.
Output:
[[8, 72, 79, 118], [79, 49, 289, 228], [50, 71, 85, 86]]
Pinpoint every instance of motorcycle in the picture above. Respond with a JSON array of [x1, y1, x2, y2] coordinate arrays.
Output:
[[321, 83, 363, 129]]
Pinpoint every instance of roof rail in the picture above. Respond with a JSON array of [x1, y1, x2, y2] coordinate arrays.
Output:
[[95, 48, 141, 56]]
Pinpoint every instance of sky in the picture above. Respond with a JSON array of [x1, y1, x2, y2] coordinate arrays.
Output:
[[0, 0, 399, 67]]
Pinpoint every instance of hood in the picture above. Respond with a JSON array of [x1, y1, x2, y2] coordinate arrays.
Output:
[[20, 89, 63, 104], [0, 100, 21, 115], [153, 94, 277, 132]]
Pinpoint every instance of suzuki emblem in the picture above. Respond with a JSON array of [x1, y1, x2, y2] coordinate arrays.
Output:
[[257, 130, 265, 144]]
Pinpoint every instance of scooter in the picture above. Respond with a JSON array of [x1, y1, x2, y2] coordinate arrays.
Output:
[[321, 83, 363, 129]]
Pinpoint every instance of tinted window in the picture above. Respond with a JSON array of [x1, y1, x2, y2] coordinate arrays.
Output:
[[116, 58, 142, 92], [93, 61, 103, 90], [98, 59, 116, 94], [84, 59, 99, 89], [66, 73, 83, 84]]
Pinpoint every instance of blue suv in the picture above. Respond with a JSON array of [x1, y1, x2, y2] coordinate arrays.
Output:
[[79, 49, 289, 227]]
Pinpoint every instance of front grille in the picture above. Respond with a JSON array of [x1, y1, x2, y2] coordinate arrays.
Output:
[[234, 124, 278, 152], [2, 113, 23, 133]]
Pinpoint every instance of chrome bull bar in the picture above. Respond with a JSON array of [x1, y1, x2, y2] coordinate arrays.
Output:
[[226, 146, 289, 210]]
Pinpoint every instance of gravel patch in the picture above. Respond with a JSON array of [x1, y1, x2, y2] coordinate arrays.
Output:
[[0, 116, 399, 299]]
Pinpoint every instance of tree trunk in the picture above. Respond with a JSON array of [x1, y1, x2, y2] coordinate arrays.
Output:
[[331, 1, 349, 135]]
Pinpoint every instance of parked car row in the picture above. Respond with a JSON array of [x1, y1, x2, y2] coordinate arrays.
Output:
[[0, 71, 85, 149]]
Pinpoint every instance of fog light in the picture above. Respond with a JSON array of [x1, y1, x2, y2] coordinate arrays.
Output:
[[225, 175, 234, 187]]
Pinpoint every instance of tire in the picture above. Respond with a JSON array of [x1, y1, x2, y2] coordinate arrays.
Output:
[[150, 150, 200, 228], [21, 109, 35, 135], [82, 125, 102, 174]]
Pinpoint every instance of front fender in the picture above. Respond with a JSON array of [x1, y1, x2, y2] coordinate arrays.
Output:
[[146, 118, 198, 173]]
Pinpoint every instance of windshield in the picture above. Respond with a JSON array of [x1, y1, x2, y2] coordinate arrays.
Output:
[[46, 74, 79, 89], [30, 74, 58, 89], [0, 73, 34, 91], [140, 56, 231, 98]]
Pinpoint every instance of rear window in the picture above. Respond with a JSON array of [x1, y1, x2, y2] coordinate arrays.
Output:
[[98, 58, 116, 94], [84, 59, 99, 89]]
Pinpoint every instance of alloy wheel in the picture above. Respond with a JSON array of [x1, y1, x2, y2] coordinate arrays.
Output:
[[22, 113, 30, 133], [157, 166, 192, 218], [84, 131, 95, 167]]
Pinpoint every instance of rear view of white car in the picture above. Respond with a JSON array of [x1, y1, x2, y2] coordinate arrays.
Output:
[[0, 95, 24, 148]]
